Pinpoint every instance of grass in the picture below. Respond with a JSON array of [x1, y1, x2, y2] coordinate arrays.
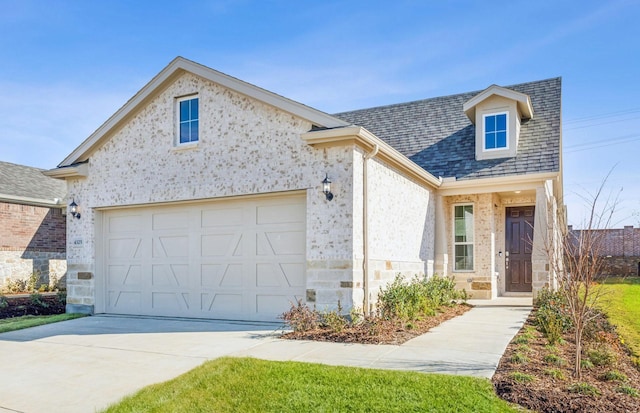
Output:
[[0, 313, 86, 333], [102, 357, 521, 413], [599, 277, 640, 362]]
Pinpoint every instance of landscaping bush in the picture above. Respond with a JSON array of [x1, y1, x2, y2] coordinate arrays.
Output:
[[377, 274, 466, 321], [280, 300, 319, 332], [534, 287, 572, 344]]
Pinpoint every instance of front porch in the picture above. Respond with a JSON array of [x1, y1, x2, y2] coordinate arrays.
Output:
[[433, 177, 562, 300]]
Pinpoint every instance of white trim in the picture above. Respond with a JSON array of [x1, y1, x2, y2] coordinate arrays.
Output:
[[43, 163, 89, 179], [438, 172, 559, 196], [482, 111, 509, 152], [463, 84, 533, 122], [452, 203, 475, 272], [0, 193, 64, 208], [175, 94, 199, 146]]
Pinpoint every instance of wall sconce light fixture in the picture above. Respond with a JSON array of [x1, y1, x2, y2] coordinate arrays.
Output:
[[322, 174, 334, 201], [69, 199, 81, 219]]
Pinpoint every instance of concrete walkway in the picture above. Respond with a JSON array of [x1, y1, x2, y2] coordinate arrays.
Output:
[[0, 298, 531, 413]]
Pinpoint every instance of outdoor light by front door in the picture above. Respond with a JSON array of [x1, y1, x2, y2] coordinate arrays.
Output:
[[322, 174, 334, 201], [69, 199, 81, 219]]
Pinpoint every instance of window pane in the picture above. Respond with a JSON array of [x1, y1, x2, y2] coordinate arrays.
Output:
[[455, 245, 474, 271], [485, 115, 496, 132], [496, 131, 507, 148], [496, 113, 507, 131], [180, 100, 190, 121], [485, 132, 495, 149], [190, 98, 198, 119], [191, 120, 199, 142], [180, 123, 189, 143]]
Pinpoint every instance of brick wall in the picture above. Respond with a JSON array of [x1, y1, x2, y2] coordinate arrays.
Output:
[[568, 225, 640, 276], [0, 201, 67, 287]]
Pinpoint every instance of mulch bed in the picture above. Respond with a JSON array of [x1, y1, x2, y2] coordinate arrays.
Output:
[[281, 303, 471, 345], [493, 312, 640, 412], [0, 294, 66, 319]]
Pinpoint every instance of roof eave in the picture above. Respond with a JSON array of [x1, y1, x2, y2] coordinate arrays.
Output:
[[302, 126, 442, 189], [462, 85, 534, 123]]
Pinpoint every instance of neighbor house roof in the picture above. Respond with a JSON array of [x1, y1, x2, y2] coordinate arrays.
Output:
[[334, 77, 561, 181], [0, 161, 66, 207]]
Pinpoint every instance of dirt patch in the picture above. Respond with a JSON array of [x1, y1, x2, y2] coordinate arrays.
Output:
[[493, 312, 640, 412], [281, 303, 471, 345], [0, 294, 66, 319]]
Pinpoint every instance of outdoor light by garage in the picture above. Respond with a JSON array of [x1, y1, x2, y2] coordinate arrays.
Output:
[[322, 174, 334, 201], [69, 199, 81, 219]]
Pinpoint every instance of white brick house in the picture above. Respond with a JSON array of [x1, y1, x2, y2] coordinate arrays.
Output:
[[47, 57, 564, 321]]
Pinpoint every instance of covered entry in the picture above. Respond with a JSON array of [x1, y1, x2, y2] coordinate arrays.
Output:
[[98, 194, 306, 321]]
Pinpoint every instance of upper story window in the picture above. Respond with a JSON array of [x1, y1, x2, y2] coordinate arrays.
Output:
[[454, 204, 474, 271], [178, 96, 199, 144], [483, 112, 508, 150]]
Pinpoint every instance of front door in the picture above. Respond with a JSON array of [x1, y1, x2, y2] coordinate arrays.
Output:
[[505, 206, 534, 292]]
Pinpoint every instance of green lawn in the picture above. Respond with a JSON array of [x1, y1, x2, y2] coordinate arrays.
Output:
[[599, 277, 640, 362], [0, 313, 86, 333], [103, 357, 520, 413]]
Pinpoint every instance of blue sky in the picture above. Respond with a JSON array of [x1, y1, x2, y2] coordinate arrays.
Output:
[[1, 0, 639, 227]]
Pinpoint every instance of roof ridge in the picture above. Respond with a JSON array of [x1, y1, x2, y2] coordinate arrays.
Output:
[[334, 77, 561, 115]]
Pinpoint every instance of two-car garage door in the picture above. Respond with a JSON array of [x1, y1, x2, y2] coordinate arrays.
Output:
[[101, 195, 306, 321]]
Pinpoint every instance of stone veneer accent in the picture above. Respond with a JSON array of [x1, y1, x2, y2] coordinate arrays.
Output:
[[65, 72, 437, 315]]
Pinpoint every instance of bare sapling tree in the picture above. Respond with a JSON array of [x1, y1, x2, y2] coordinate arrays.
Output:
[[546, 172, 620, 379]]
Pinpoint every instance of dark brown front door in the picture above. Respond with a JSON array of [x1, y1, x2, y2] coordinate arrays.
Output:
[[505, 206, 534, 292]]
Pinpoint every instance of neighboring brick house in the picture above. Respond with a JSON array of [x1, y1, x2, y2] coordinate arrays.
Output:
[[568, 225, 640, 276], [46, 57, 564, 320], [0, 161, 67, 289]]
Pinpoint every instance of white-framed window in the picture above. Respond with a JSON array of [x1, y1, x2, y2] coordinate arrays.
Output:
[[454, 204, 474, 271], [483, 112, 508, 151], [177, 96, 199, 144]]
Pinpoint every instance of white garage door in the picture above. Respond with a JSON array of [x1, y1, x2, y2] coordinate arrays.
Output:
[[101, 194, 306, 321]]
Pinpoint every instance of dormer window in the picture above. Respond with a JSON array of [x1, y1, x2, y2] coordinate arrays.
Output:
[[463, 84, 533, 161], [483, 112, 508, 151]]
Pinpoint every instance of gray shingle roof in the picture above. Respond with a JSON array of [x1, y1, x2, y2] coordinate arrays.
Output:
[[0, 161, 66, 203], [333, 78, 561, 180]]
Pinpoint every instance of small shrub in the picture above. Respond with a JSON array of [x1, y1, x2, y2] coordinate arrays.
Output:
[[321, 302, 348, 333], [29, 293, 48, 308], [280, 300, 319, 332], [513, 335, 530, 345], [544, 368, 566, 380], [568, 382, 601, 396], [56, 290, 67, 304], [543, 353, 566, 366], [349, 306, 363, 325], [586, 345, 616, 367], [510, 352, 529, 364], [2, 278, 27, 294], [535, 287, 572, 345], [27, 271, 40, 292], [581, 359, 594, 369], [616, 384, 639, 397], [0, 295, 7, 309], [600, 370, 627, 382], [517, 344, 531, 353], [510, 372, 534, 383]]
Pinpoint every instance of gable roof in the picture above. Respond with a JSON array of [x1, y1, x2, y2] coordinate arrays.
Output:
[[333, 77, 561, 181], [57, 57, 349, 168], [462, 84, 534, 122], [0, 161, 66, 207]]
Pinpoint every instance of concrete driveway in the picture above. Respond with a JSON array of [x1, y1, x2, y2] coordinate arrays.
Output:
[[0, 299, 531, 413]]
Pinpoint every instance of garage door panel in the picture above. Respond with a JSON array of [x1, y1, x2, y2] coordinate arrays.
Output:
[[153, 236, 189, 258], [201, 208, 244, 227], [201, 233, 239, 256], [257, 203, 305, 224], [108, 264, 141, 286], [109, 238, 142, 259], [261, 231, 305, 255], [103, 195, 306, 321], [152, 211, 189, 230], [108, 214, 142, 232]]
